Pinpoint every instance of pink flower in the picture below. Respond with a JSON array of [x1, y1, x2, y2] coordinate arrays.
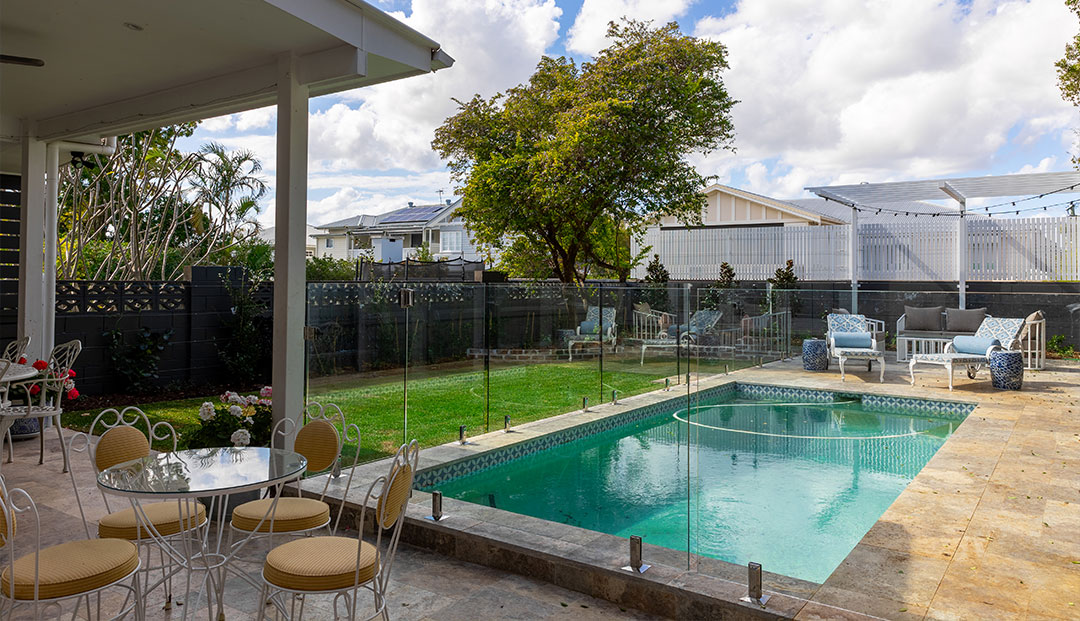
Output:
[[66, 388, 80, 400], [32, 360, 47, 371], [259, 386, 273, 399]]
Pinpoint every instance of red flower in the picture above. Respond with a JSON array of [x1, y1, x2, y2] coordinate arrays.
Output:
[[68, 369, 76, 378], [31, 360, 47, 371], [29, 384, 40, 396], [66, 388, 80, 400], [17, 357, 26, 365]]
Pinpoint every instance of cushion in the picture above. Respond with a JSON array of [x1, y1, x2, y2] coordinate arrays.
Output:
[[376, 463, 413, 529], [295, 420, 339, 473], [95, 426, 150, 471], [98, 500, 206, 540], [945, 307, 986, 333], [579, 320, 598, 334], [898, 330, 971, 339], [1, 539, 138, 600], [231, 497, 331, 533], [904, 306, 944, 331], [831, 308, 850, 315], [952, 336, 1000, 355], [833, 333, 873, 349], [264, 536, 377, 591]]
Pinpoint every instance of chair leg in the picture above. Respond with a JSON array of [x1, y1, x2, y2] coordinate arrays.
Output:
[[839, 357, 846, 382], [908, 360, 916, 386], [38, 420, 44, 465], [878, 357, 884, 383], [947, 362, 954, 391], [53, 414, 68, 473], [5, 430, 12, 464]]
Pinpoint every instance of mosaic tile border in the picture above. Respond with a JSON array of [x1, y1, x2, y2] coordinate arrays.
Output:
[[414, 382, 974, 489]]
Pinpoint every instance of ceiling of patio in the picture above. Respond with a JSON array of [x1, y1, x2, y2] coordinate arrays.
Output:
[[0, 0, 452, 171]]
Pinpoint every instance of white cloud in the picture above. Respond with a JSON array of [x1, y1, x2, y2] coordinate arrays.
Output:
[[693, 0, 1077, 198], [308, 0, 563, 173], [566, 0, 693, 56]]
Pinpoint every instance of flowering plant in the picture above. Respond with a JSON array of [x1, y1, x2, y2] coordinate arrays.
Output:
[[12, 361, 79, 402], [187, 387, 272, 449]]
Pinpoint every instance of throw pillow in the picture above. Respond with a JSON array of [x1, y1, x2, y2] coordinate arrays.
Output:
[[945, 307, 986, 333], [904, 305, 944, 331], [952, 335, 1001, 355], [1018, 310, 1044, 340], [833, 333, 873, 348]]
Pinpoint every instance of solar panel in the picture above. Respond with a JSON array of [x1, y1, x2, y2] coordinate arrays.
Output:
[[379, 205, 446, 223]]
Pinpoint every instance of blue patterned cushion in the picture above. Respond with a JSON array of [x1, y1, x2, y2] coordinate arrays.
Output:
[[914, 352, 987, 363], [579, 320, 598, 334], [833, 333, 872, 348], [827, 313, 868, 334], [973, 317, 1025, 346], [953, 336, 1000, 355], [835, 348, 881, 358]]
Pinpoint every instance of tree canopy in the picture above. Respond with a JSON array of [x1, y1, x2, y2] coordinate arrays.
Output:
[[433, 20, 736, 283], [1058, 0, 1080, 166]]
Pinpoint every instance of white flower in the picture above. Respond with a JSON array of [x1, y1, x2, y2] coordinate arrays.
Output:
[[259, 386, 273, 399], [244, 416, 254, 426], [199, 402, 216, 421], [230, 429, 251, 447], [229, 405, 243, 418], [246, 395, 259, 406], [227, 392, 246, 406]]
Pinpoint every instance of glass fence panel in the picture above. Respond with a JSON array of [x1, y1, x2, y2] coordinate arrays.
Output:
[[306, 281, 406, 465]]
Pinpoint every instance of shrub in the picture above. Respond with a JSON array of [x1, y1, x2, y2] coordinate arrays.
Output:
[[306, 256, 355, 281], [641, 254, 671, 311], [186, 388, 273, 449], [105, 326, 173, 393]]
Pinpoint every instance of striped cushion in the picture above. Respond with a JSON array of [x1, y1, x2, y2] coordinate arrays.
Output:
[[231, 497, 330, 533], [376, 464, 413, 528], [295, 420, 339, 473], [1, 539, 138, 600], [98, 500, 206, 540], [263, 536, 377, 591], [95, 426, 150, 471]]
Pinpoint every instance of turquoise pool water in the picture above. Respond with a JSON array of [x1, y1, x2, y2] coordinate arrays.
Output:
[[429, 393, 961, 583]]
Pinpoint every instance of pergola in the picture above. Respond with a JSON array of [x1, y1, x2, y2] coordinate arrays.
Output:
[[1, 0, 453, 439], [806, 171, 1080, 312]]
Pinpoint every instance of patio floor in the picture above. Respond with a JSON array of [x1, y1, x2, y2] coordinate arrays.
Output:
[[0, 430, 661, 620]]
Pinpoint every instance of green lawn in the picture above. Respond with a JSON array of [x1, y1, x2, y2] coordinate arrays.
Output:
[[63, 358, 743, 462]]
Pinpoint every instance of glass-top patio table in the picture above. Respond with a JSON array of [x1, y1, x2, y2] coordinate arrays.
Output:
[[98, 447, 307, 620]]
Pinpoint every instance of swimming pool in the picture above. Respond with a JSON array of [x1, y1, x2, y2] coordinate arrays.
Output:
[[418, 383, 972, 583]]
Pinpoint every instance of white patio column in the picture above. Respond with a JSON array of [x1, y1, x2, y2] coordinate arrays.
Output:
[[941, 183, 967, 309], [17, 133, 46, 360], [42, 143, 60, 355], [272, 53, 310, 447], [849, 205, 858, 314]]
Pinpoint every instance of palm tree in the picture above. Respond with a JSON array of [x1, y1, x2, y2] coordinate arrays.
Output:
[[189, 142, 268, 240]]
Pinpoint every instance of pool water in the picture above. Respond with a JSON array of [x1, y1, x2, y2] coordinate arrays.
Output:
[[429, 394, 960, 583]]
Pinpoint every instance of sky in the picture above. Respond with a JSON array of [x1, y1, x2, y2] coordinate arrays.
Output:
[[176, 0, 1079, 228]]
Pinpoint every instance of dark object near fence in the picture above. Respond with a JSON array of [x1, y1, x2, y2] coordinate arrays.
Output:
[[355, 257, 484, 282]]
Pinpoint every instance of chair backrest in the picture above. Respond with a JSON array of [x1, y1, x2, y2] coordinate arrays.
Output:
[[362, 440, 418, 589], [973, 317, 1025, 348], [47, 340, 81, 377], [689, 309, 722, 332], [1, 337, 29, 363], [827, 313, 869, 334]]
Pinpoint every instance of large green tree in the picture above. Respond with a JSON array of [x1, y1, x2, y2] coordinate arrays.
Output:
[[1058, 0, 1080, 166], [433, 20, 736, 283]]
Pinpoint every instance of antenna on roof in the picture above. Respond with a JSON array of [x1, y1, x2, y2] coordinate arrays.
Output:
[[437, 188, 445, 203]]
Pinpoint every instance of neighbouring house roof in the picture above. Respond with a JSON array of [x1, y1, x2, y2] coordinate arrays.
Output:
[[258, 225, 319, 247], [315, 198, 463, 235], [316, 215, 367, 230], [702, 184, 845, 225]]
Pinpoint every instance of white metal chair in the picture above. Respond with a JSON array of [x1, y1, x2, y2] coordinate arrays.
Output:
[[568, 306, 617, 361], [67, 407, 206, 614], [0, 475, 143, 620], [259, 440, 418, 620], [0, 338, 29, 365], [826, 313, 885, 382], [0, 339, 82, 472], [229, 402, 362, 546]]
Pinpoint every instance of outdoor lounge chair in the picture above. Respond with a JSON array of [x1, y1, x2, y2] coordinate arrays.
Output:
[[632, 303, 675, 341], [639, 309, 723, 364], [826, 313, 885, 382], [568, 305, 616, 361], [908, 316, 1025, 390]]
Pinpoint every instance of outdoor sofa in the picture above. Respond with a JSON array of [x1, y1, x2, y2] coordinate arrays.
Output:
[[908, 316, 1026, 390], [897, 306, 1046, 369]]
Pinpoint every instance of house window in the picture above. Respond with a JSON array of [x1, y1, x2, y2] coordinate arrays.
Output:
[[442, 230, 463, 253], [325, 238, 334, 248]]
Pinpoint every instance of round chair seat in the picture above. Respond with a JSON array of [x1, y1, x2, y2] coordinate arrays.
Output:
[[1, 539, 138, 600], [263, 536, 377, 592], [231, 497, 331, 533], [98, 500, 206, 540]]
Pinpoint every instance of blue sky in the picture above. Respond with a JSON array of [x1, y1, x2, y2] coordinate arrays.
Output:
[[178, 0, 1078, 227]]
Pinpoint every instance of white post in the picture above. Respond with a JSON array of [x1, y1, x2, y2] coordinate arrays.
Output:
[[957, 200, 967, 309], [42, 144, 60, 356], [849, 206, 858, 314], [272, 53, 309, 448], [17, 133, 46, 360]]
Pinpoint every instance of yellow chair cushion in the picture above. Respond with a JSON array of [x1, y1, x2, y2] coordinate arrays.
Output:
[[264, 536, 377, 591], [98, 500, 206, 540], [95, 426, 150, 471], [294, 420, 339, 473], [231, 497, 330, 533], [1, 538, 138, 600], [376, 464, 413, 528]]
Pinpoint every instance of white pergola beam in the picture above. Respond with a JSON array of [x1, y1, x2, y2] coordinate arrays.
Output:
[[271, 53, 309, 447], [34, 45, 368, 141]]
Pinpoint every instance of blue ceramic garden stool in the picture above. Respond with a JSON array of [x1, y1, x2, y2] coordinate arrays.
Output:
[[989, 350, 1023, 390], [803, 339, 829, 371]]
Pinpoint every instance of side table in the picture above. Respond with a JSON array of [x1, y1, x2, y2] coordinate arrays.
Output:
[[802, 339, 829, 371], [989, 350, 1023, 390]]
